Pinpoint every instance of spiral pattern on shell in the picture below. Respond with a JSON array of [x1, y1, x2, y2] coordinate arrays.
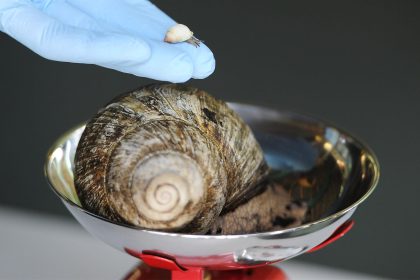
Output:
[[74, 84, 268, 233]]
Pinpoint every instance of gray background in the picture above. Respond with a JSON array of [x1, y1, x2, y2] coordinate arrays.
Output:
[[0, 0, 419, 278]]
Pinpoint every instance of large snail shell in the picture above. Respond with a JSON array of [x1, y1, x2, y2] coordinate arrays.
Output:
[[74, 84, 268, 233]]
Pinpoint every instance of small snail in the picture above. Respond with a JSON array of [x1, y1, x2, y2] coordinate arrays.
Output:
[[164, 24, 201, 47], [74, 84, 269, 233]]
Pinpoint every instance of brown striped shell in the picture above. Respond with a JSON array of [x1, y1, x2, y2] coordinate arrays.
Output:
[[74, 84, 268, 233]]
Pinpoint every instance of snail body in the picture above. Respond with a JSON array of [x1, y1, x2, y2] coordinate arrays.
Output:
[[75, 84, 268, 233], [209, 181, 308, 235]]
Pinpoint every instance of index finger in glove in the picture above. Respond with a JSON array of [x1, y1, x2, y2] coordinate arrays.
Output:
[[0, 2, 151, 65]]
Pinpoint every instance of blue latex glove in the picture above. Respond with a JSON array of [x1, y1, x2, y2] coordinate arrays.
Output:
[[0, 0, 215, 82]]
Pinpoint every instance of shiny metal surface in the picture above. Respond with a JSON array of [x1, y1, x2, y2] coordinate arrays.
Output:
[[44, 103, 379, 269]]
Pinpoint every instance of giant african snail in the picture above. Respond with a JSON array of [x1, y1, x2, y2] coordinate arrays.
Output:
[[74, 84, 269, 233]]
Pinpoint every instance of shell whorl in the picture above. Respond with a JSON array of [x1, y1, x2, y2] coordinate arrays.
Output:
[[74, 84, 268, 233]]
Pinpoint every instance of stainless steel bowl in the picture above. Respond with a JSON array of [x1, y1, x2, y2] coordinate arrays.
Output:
[[44, 103, 379, 269]]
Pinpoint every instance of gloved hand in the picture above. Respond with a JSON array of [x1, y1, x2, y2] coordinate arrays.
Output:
[[0, 0, 215, 82]]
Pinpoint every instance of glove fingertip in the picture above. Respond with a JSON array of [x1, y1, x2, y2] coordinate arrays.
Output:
[[192, 53, 216, 79], [168, 54, 194, 82]]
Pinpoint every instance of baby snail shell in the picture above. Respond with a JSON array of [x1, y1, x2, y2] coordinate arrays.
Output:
[[164, 23, 202, 47], [74, 84, 269, 233]]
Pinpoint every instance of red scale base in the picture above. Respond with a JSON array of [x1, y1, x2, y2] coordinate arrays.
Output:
[[124, 263, 288, 280], [122, 220, 354, 280]]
